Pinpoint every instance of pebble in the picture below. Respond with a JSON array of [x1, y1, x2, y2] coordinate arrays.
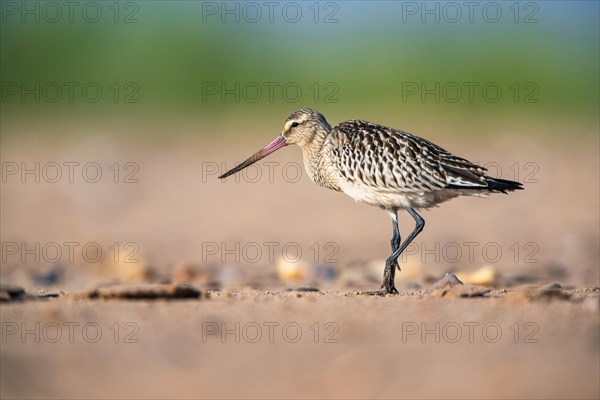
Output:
[[424, 273, 463, 294], [0, 284, 25, 302]]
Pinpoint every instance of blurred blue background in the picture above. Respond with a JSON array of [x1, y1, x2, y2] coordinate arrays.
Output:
[[1, 0, 598, 127]]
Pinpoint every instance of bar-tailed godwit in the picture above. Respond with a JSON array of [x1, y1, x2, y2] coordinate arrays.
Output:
[[219, 109, 523, 294]]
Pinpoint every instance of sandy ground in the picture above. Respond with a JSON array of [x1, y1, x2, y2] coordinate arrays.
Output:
[[1, 287, 599, 399], [1, 119, 599, 399]]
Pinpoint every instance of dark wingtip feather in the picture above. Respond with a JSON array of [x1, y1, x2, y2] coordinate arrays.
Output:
[[445, 177, 523, 192], [485, 177, 524, 192]]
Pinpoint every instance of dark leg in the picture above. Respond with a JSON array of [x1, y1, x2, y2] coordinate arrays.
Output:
[[382, 210, 401, 294], [382, 207, 425, 294]]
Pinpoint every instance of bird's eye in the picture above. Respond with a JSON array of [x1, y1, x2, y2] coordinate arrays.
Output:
[[291, 122, 299, 128]]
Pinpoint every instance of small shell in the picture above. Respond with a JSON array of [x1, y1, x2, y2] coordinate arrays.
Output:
[[455, 265, 496, 286], [276, 258, 308, 283]]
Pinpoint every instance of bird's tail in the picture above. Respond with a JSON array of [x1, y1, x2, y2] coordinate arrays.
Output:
[[446, 177, 523, 193], [483, 177, 524, 193]]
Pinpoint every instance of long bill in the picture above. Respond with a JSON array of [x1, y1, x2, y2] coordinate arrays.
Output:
[[218, 135, 287, 179]]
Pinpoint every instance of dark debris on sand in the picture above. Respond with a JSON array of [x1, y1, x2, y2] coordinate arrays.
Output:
[[67, 283, 206, 300]]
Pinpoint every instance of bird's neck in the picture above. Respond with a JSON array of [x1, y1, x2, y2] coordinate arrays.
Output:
[[300, 127, 341, 191], [300, 126, 330, 164]]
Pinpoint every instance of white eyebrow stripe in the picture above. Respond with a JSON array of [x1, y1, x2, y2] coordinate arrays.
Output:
[[284, 120, 299, 131]]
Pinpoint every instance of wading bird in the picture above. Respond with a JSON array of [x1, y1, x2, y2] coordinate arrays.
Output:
[[219, 109, 522, 294]]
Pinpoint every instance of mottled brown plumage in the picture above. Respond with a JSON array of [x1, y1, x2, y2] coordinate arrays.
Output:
[[219, 108, 523, 293]]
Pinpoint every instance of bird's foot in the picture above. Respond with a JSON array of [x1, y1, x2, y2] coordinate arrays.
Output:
[[381, 282, 399, 295], [382, 259, 399, 295]]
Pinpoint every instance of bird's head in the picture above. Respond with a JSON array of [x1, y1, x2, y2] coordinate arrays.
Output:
[[218, 108, 331, 179], [281, 108, 332, 147]]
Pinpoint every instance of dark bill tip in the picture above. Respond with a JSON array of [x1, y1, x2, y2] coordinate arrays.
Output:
[[218, 135, 287, 179]]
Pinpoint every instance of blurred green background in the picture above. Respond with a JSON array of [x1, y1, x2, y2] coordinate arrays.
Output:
[[1, 0, 599, 129]]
